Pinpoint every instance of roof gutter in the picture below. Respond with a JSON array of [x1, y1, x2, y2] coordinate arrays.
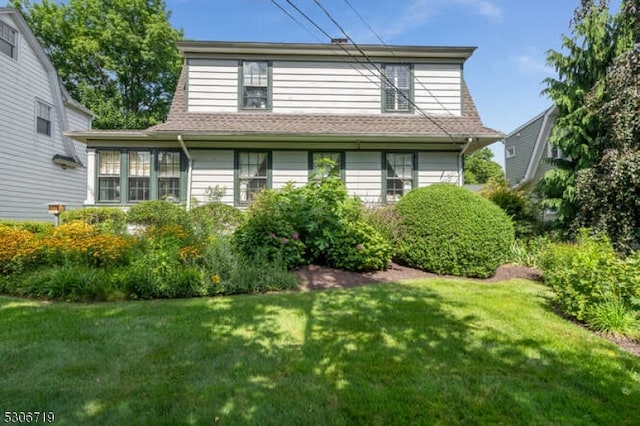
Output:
[[177, 134, 193, 210]]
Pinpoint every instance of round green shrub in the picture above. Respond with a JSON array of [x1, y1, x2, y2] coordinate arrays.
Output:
[[396, 183, 515, 278], [60, 207, 127, 234], [327, 221, 392, 272], [189, 202, 244, 236], [127, 200, 188, 228]]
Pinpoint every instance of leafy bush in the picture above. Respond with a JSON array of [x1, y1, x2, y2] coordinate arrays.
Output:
[[189, 202, 244, 238], [0, 220, 54, 235], [481, 180, 540, 238], [327, 221, 392, 272], [127, 200, 189, 228], [362, 204, 402, 249], [225, 252, 299, 294], [0, 226, 39, 273], [539, 231, 640, 323], [586, 297, 639, 339], [60, 207, 127, 234], [396, 184, 515, 278], [508, 236, 554, 268]]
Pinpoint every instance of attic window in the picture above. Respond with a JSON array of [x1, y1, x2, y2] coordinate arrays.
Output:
[[0, 19, 17, 59], [506, 146, 516, 159], [241, 61, 270, 110]]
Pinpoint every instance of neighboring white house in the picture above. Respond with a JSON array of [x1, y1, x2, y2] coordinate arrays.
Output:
[[504, 105, 560, 189], [0, 8, 92, 222], [67, 40, 503, 208]]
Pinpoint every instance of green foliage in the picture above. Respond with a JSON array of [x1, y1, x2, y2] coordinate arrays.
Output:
[[396, 184, 515, 278], [60, 207, 127, 234], [233, 175, 390, 272], [586, 296, 639, 339], [507, 236, 554, 269], [361, 204, 402, 249], [11, 0, 183, 129], [126, 200, 189, 228], [481, 180, 540, 238], [0, 220, 53, 235], [327, 221, 393, 272], [539, 231, 640, 323], [463, 148, 505, 184], [188, 202, 244, 238]]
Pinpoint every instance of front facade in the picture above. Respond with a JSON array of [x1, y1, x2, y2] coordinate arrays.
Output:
[[0, 8, 92, 222], [68, 40, 502, 208], [504, 105, 559, 189]]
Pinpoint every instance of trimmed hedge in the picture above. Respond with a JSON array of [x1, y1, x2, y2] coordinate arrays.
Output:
[[396, 183, 515, 278]]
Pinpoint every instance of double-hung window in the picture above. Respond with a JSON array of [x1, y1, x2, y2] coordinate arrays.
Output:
[[237, 151, 269, 204], [310, 152, 344, 179], [0, 20, 17, 59], [98, 151, 121, 202], [384, 152, 415, 203], [36, 100, 52, 136], [158, 151, 182, 201], [128, 151, 151, 202], [241, 61, 270, 110], [383, 64, 412, 113]]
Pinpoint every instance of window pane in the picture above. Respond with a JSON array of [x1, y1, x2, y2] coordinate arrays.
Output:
[[158, 151, 181, 177], [159, 178, 180, 201], [386, 153, 414, 202], [36, 101, 52, 136], [238, 152, 268, 203], [98, 151, 120, 202], [242, 61, 268, 109], [129, 152, 150, 201], [243, 87, 268, 109], [384, 65, 410, 112], [0, 21, 16, 59], [312, 152, 341, 178], [36, 117, 51, 136]]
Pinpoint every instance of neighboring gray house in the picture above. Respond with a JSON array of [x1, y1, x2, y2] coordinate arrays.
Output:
[[0, 8, 92, 222], [504, 105, 560, 189], [67, 40, 503, 208]]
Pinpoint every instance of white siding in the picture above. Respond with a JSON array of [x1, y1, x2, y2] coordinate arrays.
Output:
[[0, 13, 90, 222], [272, 61, 381, 114], [272, 151, 308, 189], [414, 64, 462, 116], [190, 150, 235, 205], [187, 59, 238, 112], [345, 151, 382, 203], [418, 152, 460, 185]]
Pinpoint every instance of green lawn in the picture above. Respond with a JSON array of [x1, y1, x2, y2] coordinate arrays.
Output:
[[1, 278, 639, 425]]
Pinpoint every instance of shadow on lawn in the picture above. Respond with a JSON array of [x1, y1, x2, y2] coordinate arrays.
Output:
[[1, 283, 639, 425]]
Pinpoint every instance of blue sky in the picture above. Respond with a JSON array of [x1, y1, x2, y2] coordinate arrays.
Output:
[[2, 0, 623, 166]]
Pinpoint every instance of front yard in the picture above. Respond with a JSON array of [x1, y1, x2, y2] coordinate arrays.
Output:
[[1, 277, 638, 425]]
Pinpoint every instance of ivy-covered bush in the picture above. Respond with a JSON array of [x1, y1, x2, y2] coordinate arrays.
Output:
[[60, 207, 127, 234], [396, 183, 515, 278], [539, 231, 640, 327]]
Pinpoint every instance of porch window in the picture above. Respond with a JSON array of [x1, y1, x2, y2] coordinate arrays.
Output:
[[158, 151, 181, 201], [98, 151, 121, 202], [128, 151, 151, 201], [385, 152, 415, 203]]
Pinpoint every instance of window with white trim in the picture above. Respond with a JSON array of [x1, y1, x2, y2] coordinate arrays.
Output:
[[383, 64, 411, 112], [385, 152, 415, 203], [547, 142, 563, 160], [128, 151, 151, 202], [237, 151, 269, 204], [36, 100, 52, 136], [158, 151, 182, 202], [98, 151, 121, 202], [506, 146, 516, 159], [241, 61, 269, 110], [0, 20, 17, 59]]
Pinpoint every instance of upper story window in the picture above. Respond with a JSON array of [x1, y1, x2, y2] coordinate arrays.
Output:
[[36, 100, 52, 136], [506, 146, 516, 159], [241, 61, 270, 110], [383, 64, 412, 113], [547, 142, 563, 160], [0, 20, 17, 59]]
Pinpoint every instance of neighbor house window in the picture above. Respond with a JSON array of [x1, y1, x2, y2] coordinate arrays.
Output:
[[385, 152, 415, 203], [506, 146, 516, 159], [310, 152, 344, 179], [0, 20, 17, 59], [383, 64, 412, 112], [241, 61, 270, 110], [36, 100, 52, 136], [98, 151, 121, 202], [128, 151, 151, 202], [158, 151, 181, 201], [237, 151, 269, 204], [96, 150, 183, 203], [547, 142, 563, 160]]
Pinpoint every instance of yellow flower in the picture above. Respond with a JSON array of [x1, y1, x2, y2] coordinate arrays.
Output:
[[211, 274, 221, 284]]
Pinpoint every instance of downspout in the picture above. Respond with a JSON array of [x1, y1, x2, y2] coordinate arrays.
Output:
[[177, 134, 193, 210], [459, 137, 475, 186]]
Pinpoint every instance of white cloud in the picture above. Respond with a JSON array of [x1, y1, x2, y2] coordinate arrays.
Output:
[[513, 54, 552, 75], [383, 0, 503, 39]]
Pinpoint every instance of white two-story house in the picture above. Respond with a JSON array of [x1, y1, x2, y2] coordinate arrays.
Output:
[[67, 40, 502, 208], [0, 8, 92, 222]]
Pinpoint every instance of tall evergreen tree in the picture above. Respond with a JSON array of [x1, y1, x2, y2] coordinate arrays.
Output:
[[10, 0, 183, 129]]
